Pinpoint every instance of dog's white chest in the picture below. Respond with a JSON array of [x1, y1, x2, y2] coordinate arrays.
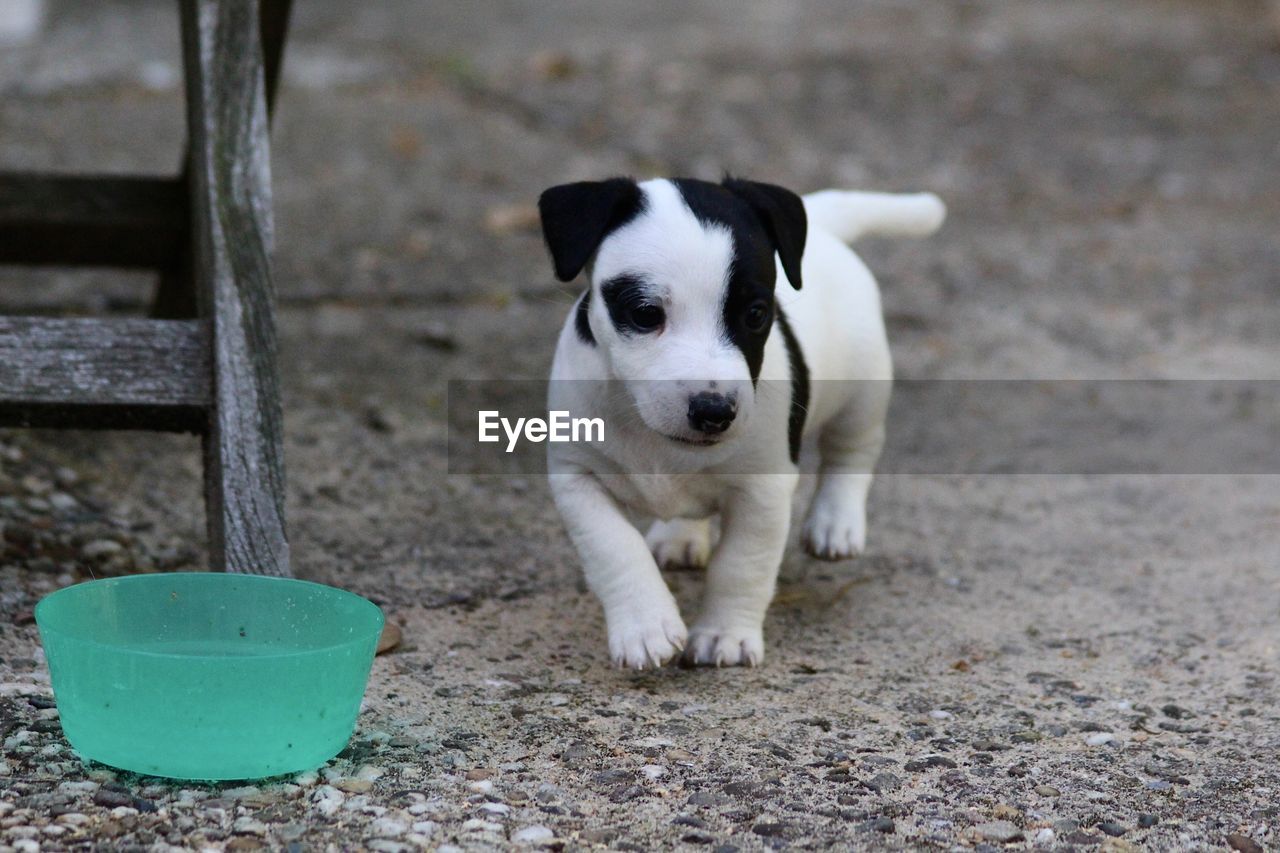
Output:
[[597, 470, 722, 520]]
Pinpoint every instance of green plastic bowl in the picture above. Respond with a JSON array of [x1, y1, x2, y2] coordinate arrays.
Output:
[[35, 573, 383, 781]]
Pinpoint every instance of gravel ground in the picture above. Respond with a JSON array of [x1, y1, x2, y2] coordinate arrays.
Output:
[[2, 1, 1279, 850]]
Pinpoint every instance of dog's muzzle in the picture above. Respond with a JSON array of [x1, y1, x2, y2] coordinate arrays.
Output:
[[687, 391, 737, 435]]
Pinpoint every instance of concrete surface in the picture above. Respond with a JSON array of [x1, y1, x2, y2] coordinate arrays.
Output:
[[1, 1, 1278, 850]]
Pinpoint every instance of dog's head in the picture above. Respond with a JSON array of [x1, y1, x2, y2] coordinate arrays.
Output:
[[539, 177, 806, 447]]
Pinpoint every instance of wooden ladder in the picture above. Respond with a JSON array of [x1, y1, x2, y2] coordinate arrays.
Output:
[[0, 1, 294, 577]]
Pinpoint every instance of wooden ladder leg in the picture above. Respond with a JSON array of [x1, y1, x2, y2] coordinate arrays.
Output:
[[155, 0, 290, 321], [180, 0, 290, 577]]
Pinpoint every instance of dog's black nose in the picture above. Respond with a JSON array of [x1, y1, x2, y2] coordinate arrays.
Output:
[[688, 392, 737, 434]]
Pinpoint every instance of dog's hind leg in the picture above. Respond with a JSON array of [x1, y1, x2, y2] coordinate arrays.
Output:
[[646, 517, 714, 570], [802, 380, 891, 560]]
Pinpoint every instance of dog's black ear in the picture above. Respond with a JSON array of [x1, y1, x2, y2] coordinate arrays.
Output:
[[538, 178, 644, 282], [723, 178, 807, 290]]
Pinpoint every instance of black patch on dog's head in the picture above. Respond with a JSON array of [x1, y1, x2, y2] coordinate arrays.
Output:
[[672, 178, 807, 382], [539, 178, 645, 282], [574, 289, 595, 345], [600, 273, 659, 337], [722, 178, 807, 291]]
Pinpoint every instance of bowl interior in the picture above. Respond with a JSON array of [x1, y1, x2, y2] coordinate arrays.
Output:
[[36, 573, 382, 656]]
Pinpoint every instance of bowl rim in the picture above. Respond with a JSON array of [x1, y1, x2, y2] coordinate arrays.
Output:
[[35, 573, 385, 661]]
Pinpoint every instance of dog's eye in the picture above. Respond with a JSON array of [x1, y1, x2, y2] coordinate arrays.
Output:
[[628, 303, 665, 332], [743, 300, 772, 333]]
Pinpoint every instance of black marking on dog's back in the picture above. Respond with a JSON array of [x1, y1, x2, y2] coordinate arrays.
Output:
[[671, 179, 779, 382], [775, 307, 809, 465], [574, 289, 595, 345]]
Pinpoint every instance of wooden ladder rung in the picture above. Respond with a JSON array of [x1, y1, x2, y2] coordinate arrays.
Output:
[[0, 174, 186, 269], [0, 316, 208, 432]]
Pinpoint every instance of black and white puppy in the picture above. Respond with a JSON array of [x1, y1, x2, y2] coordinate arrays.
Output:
[[539, 177, 944, 668]]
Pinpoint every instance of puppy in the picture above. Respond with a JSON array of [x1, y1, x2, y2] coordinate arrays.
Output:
[[539, 177, 944, 668]]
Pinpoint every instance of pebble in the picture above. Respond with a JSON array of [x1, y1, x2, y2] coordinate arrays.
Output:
[[1034, 828, 1055, 845], [865, 772, 902, 793], [639, 764, 668, 780], [1085, 732, 1116, 747], [92, 788, 133, 809], [376, 623, 403, 654], [751, 821, 789, 838], [1226, 834, 1264, 853], [478, 802, 511, 816], [975, 821, 1023, 843], [293, 770, 319, 786], [512, 824, 555, 844], [278, 824, 307, 841], [872, 817, 895, 833], [905, 755, 957, 771], [1033, 785, 1061, 797], [468, 779, 495, 795], [461, 819, 504, 833], [312, 785, 345, 817], [1137, 814, 1159, 828], [81, 539, 123, 560], [224, 785, 262, 800], [1097, 821, 1127, 837], [336, 778, 374, 794], [232, 817, 269, 836], [992, 804, 1021, 821], [22, 475, 51, 495], [412, 820, 438, 835], [366, 842, 411, 853], [57, 781, 98, 795], [355, 764, 385, 782], [667, 748, 696, 765], [369, 817, 407, 838]]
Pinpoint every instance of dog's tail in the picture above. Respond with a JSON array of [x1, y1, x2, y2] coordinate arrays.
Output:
[[802, 190, 946, 245]]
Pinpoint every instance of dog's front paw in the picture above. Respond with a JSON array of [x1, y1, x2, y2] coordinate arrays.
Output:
[[684, 622, 765, 667], [646, 518, 712, 570], [607, 606, 688, 670], [801, 500, 867, 561]]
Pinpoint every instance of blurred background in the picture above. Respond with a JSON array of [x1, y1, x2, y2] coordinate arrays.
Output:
[[3, 1, 1277, 379]]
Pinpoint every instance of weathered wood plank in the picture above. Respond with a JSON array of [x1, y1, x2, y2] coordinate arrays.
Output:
[[0, 317, 208, 432], [181, 0, 290, 577], [151, 0, 291, 320], [0, 174, 185, 268]]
